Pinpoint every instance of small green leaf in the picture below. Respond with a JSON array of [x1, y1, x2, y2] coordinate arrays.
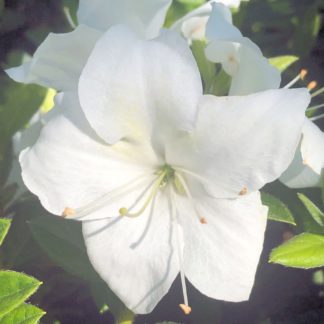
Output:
[[0, 303, 45, 324], [261, 192, 296, 225], [270, 233, 324, 269], [0, 271, 42, 317], [298, 193, 324, 227], [269, 55, 299, 72], [0, 218, 11, 246]]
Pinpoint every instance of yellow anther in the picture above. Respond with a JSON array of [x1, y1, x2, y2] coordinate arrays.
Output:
[[200, 217, 207, 224], [179, 304, 192, 315], [239, 186, 248, 196], [119, 207, 129, 216], [300, 69, 308, 80], [62, 207, 76, 218], [307, 81, 317, 91]]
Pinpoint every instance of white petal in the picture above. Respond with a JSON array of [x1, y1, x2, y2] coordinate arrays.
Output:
[[178, 191, 268, 301], [206, 2, 242, 41], [181, 16, 209, 41], [300, 119, 324, 174], [6, 25, 100, 90], [206, 37, 280, 94], [229, 39, 281, 95], [78, 25, 202, 150], [280, 120, 324, 188], [205, 40, 241, 75], [171, 1, 212, 41], [83, 191, 179, 313], [20, 93, 158, 216], [77, 0, 171, 38], [167, 88, 310, 198]]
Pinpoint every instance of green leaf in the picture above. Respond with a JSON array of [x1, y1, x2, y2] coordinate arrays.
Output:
[[0, 218, 11, 246], [0, 271, 42, 317], [29, 215, 94, 280], [0, 303, 45, 324], [270, 233, 324, 269], [0, 75, 46, 155], [269, 55, 299, 72], [298, 193, 324, 227], [261, 192, 296, 225]]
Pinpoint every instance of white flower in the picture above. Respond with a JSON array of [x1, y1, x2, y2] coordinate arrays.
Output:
[[5, 0, 172, 91], [19, 26, 310, 313], [280, 119, 324, 188], [172, 0, 249, 43], [205, 2, 280, 95]]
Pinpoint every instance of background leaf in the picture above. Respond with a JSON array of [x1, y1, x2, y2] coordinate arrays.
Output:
[[270, 233, 324, 269], [297, 193, 324, 227], [261, 192, 296, 225], [0, 218, 11, 246], [0, 303, 45, 324], [0, 271, 42, 317], [269, 55, 299, 72]]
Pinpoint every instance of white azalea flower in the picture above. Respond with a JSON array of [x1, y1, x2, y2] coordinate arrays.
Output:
[[19, 26, 310, 314], [280, 119, 324, 188], [205, 2, 281, 95], [5, 0, 171, 91], [172, 0, 249, 43]]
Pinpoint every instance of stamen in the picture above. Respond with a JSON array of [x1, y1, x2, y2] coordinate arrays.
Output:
[[179, 304, 192, 315], [62, 207, 76, 218], [169, 186, 191, 314], [200, 217, 207, 224], [300, 69, 308, 80], [175, 173, 207, 224], [284, 69, 308, 89], [311, 86, 324, 98], [239, 186, 248, 196], [310, 112, 324, 122], [119, 170, 167, 218], [307, 103, 324, 112], [173, 167, 219, 194], [61, 173, 153, 220], [307, 81, 317, 91]]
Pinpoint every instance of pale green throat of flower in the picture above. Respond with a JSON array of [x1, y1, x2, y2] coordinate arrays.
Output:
[[61, 164, 214, 314]]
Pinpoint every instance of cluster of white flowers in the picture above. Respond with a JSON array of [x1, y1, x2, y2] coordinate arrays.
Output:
[[6, 0, 322, 315]]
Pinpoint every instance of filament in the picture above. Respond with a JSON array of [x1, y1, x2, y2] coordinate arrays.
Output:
[[64, 173, 154, 220], [168, 186, 191, 314], [119, 170, 167, 218]]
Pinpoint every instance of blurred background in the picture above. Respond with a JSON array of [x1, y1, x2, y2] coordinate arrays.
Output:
[[0, 0, 324, 323]]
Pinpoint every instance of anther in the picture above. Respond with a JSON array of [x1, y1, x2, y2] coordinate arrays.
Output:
[[300, 69, 308, 80], [200, 217, 207, 224], [62, 207, 76, 218], [119, 207, 129, 216], [179, 304, 192, 315], [239, 186, 248, 196], [307, 81, 317, 91]]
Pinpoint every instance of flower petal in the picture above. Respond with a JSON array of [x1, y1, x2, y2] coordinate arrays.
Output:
[[178, 191, 267, 301], [206, 37, 281, 94], [20, 93, 158, 216], [77, 0, 171, 38], [171, 1, 212, 41], [167, 88, 310, 198], [280, 120, 324, 188], [6, 25, 100, 91], [82, 191, 179, 313], [206, 2, 242, 40], [78, 25, 202, 150], [205, 3, 280, 95]]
